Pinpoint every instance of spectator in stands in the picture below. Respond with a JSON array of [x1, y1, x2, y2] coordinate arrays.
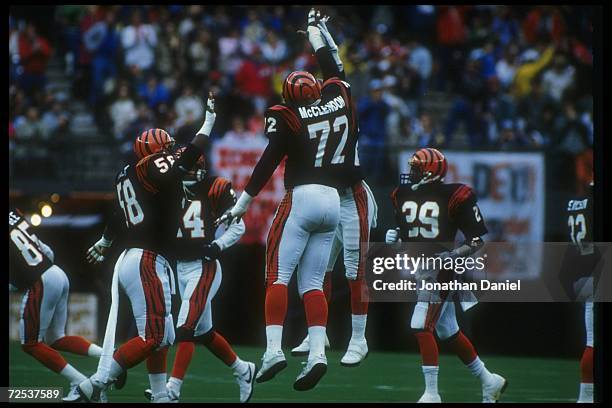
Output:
[[174, 85, 204, 128], [512, 44, 555, 98], [187, 29, 216, 88], [121, 9, 158, 74], [109, 84, 138, 140], [41, 100, 71, 139], [137, 75, 171, 110], [522, 6, 565, 45], [223, 116, 257, 144], [261, 30, 288, 65], [406, 38, 433, 96], [85, 9, 120, 106], [542, 53, 576, 104], [15, 23, 52, 95], [358, 79, 390, 181], [495, 43, 519, 90], [234, 47, 273, 114]]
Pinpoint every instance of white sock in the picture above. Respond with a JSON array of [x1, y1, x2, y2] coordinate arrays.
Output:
[[88, 344, 103, 358], [308, 326, 326, 361], [60, 364, 87, 385], [149, 373, 167, 395], [109, 358, 124, 381], [231, 357, 248, 375], [467, 356, 492, 382], [351, 314, 367, 341], [422, 366, 439, 395], [168, 377, 183, 394], [578, 383, 594, 402], [265, 325, 283, 354]]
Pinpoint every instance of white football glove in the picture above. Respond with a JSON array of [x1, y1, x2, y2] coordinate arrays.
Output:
[[197, 91, 216, 136], [385, 228, 401, 243], [86, 236, 113, 264], [214, 191, 253, 227]]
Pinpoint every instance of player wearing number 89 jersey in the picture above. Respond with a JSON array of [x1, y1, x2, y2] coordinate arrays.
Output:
[[386, 148, 506, 403], [9, 208, 106, 402]]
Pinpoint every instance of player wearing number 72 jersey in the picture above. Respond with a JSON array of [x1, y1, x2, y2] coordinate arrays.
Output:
[[216, 9, 365, 391], [80, 95, 217, 402], [386, 147, 507, 403]]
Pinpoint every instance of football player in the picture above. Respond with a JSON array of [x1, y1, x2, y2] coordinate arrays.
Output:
[[80, 94, 217, 402], [291, 12, 378, 368], [561, 180, 597, 403], [144, 147, 256, 403], [216, 8, 365, 391], [9, 208, 109, 402], [385, 148, 507, 403]]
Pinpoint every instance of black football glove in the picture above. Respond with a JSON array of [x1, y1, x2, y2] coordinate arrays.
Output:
[[202, 242, 221, 262]]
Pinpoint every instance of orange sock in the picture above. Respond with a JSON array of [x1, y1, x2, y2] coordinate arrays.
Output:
[[51, 336, 92, 356], [265, 284, 288, 325], [22, 343, 68, 373], [415, 331, 439, 366], [171, 342, 195, 380], [580, 346, 593, 383], [448, 331, 478, 365], [205, 332, 237, 366], [304, 290, 328, 327], [113, 337, 156, 370], [348, 279, 369, 315], [146, 347, 168, 374]]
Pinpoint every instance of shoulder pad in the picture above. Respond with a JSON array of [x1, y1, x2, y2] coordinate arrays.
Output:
[[135, 153, 167, 193], [267, 104, 301, 134], [322, 77, 350, 90], [448, 184, 475, 213]]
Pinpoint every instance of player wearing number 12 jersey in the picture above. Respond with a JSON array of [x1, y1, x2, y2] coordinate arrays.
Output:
[[79, 95, 217, 403], [386, 148, 507, 403]]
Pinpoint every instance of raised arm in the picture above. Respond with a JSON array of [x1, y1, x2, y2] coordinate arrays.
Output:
[[306, 9, 345, 81]]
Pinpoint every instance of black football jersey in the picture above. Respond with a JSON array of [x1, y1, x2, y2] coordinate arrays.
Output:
[[246, 77, 362, 195], [566, 187, 594, 256], [113, 152, 186, 260], [9, 209, 54, 289], [390, 180, 488, 251], [173, 176, 236, 260]]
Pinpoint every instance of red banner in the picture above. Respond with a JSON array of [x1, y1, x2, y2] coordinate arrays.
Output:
[[211, 135, 285, 244]]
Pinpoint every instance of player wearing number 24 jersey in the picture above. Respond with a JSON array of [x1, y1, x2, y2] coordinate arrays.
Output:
[[79, 95, 217, 403], [386, 148, 506, 403]]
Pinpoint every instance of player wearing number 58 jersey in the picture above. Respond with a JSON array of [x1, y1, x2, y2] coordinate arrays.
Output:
[[386, 148, 506, 403], [9, 208, 106, 402], [79, 95, 217, 403]]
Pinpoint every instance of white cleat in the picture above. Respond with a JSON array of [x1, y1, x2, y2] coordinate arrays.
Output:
[[77, 377, 106, 403], [417, 392, 442, 403], [255, 350, 287, 383], [291, 335, 330, 357], [234, 361, 257, 403], [293, 354, 327, 391], [482, 373, 508, 403], [340, 338, 368, 367], [577, 383, 594, 403], [62, 384, 82, 402], [144, 386, 179, 403]]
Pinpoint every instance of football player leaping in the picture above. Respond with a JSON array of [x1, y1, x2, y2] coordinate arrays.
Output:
[[386, 148, 507, 403], [81, 94, 217, 402], [290, 11, 378, 368], [143, 147, 256, 403], [217, 8, 365, 391], [9, 208, 110, 402]]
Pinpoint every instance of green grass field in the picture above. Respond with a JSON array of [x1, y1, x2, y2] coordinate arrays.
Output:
[[9, 341, 579, 403]]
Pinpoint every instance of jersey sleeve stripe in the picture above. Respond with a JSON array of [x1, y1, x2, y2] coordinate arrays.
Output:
[[448, 185, 472, 216], [136, 159, 159, 193]]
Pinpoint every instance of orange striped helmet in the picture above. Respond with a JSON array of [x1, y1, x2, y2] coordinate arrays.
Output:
[[408, 147, 448, 184], [282, 71, 321, 106], [134, 128, 175, 160]]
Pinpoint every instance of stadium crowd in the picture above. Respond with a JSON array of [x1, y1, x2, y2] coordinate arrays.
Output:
[[9, 5, 594, 186]]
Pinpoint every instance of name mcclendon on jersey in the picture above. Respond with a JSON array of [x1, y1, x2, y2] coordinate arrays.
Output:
[[298, 95, 346, 119]]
